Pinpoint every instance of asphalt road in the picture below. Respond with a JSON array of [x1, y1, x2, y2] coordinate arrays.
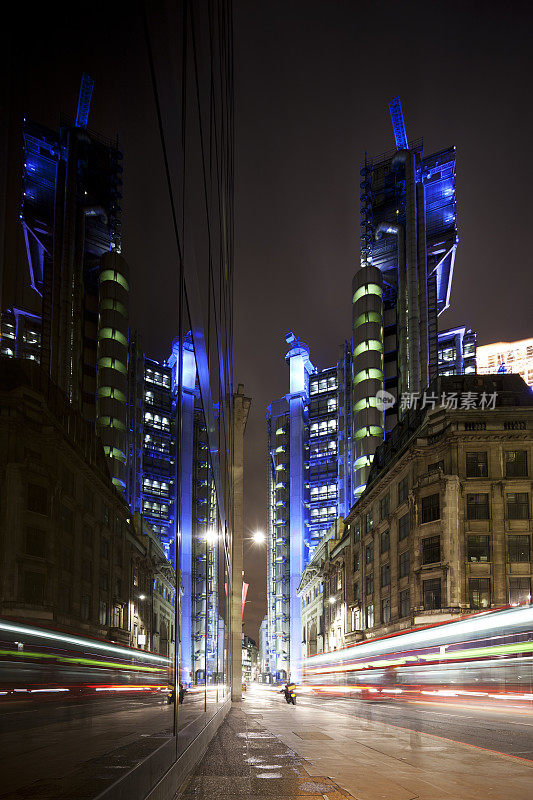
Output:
[[295, 692, 533, 761]]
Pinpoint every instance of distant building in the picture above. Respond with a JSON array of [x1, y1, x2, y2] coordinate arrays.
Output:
[[242, 634, 258, 684], [438, 327, 477, 376], [477, 338, 533, 388], [258, 615, 270, 680]]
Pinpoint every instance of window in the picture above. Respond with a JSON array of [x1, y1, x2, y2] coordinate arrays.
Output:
[[509, 578, 531, 605], [336, 569, 342, 591], [60, 504, 74, 535], [505, 450, 528, 478], [353, 521, 361, 544], [353, 552, 360, 573], [469, 578, 490, 609], [365, 573, 374, 595], [507, 535, 530, 563], [380, 494, 390, 521], [365, 543, 373, 564], [506, 493, 530, 520], [381, 563, 390, 587], [101, 537, 109, 560], [398, 476, 408, 505], [467, 493, 490, 520], [115, 578, 122, 598], [422, 535, 440, 564], [115, 546, 123, 567], [27, 483, 48, 514], [398, 513, 409, 541], [428, 460, 444, 474], [353, 581, 360, 603], [421, 493, 440, 523], [23, 571, 45, 604], [399, 589, 410, 618], [399, 550, 410, 578], [99, 600, 108, 625], [25, 527, 46, 558], [102, 502, 110, 527], [466, 451, 488, 478], [81, 594, 90, 621], [83, 525, 93, 548], [380, 530, 390, 553], [62, 467, 75, 496], [365, 511, 373, 533], [100, 573, 109, 591], [59, 585, 71, 613], [467, 535, 490, 562], [113, 605, 123, 628], [83, 486, 94, 513], [423, 578, 441, 610], [366, 604, 374, 628], [82, 559, 92, 581], [61, 548, 72, 571], [381, 597, 391, 624]]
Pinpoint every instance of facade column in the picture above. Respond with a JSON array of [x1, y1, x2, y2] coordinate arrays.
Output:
[[231, 384, 251, 701]]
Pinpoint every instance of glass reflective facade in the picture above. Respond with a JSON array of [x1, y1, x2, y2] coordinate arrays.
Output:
[[0, 3, 235, 799]]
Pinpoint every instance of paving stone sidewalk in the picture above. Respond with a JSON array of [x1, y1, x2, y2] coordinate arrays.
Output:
[[174, 706, 355, 800]]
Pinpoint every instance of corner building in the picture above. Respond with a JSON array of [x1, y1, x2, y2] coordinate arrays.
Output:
[[342, 374, 533, 645]]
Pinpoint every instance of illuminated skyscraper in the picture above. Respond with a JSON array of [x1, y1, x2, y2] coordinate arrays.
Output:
[[353, 97, 459, 497]]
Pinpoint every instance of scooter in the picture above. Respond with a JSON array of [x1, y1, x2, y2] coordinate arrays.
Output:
[[281, 683, 296, 705]]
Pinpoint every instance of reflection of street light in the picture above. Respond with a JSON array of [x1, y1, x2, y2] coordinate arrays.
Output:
[[328, 596, 336, 604], [204, 529, 218, 546], [251, 531, 266, 544], [139, 594, 146, 601]]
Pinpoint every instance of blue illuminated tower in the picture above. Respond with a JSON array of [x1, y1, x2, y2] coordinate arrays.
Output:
[[353, 97, 460, 496], [266, 333, 348, 682], [0, 75, 127, 488], [127, 333, 221, 684]]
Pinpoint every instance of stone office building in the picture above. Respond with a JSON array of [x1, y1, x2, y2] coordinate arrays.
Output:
[[340, 373, 533, 645], [298, 518, 344, 658]]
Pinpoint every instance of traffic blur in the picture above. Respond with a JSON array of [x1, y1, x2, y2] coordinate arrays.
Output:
[[301, 605, 533, 707], [0, 618, 171, 701]]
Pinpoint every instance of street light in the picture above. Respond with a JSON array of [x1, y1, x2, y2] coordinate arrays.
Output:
[[251, 531, 266, 544]]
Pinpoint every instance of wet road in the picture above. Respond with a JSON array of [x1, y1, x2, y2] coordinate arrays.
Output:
[[296, 691, 533, 760]]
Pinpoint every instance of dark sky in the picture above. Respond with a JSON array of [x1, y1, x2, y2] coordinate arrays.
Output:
[[5, 1, 533, 641]]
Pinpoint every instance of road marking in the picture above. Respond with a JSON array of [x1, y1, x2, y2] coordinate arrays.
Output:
[[506, 721, 533, 727]]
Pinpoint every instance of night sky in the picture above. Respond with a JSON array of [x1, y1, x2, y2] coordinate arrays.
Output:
[[5, 1, 533, 641]]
